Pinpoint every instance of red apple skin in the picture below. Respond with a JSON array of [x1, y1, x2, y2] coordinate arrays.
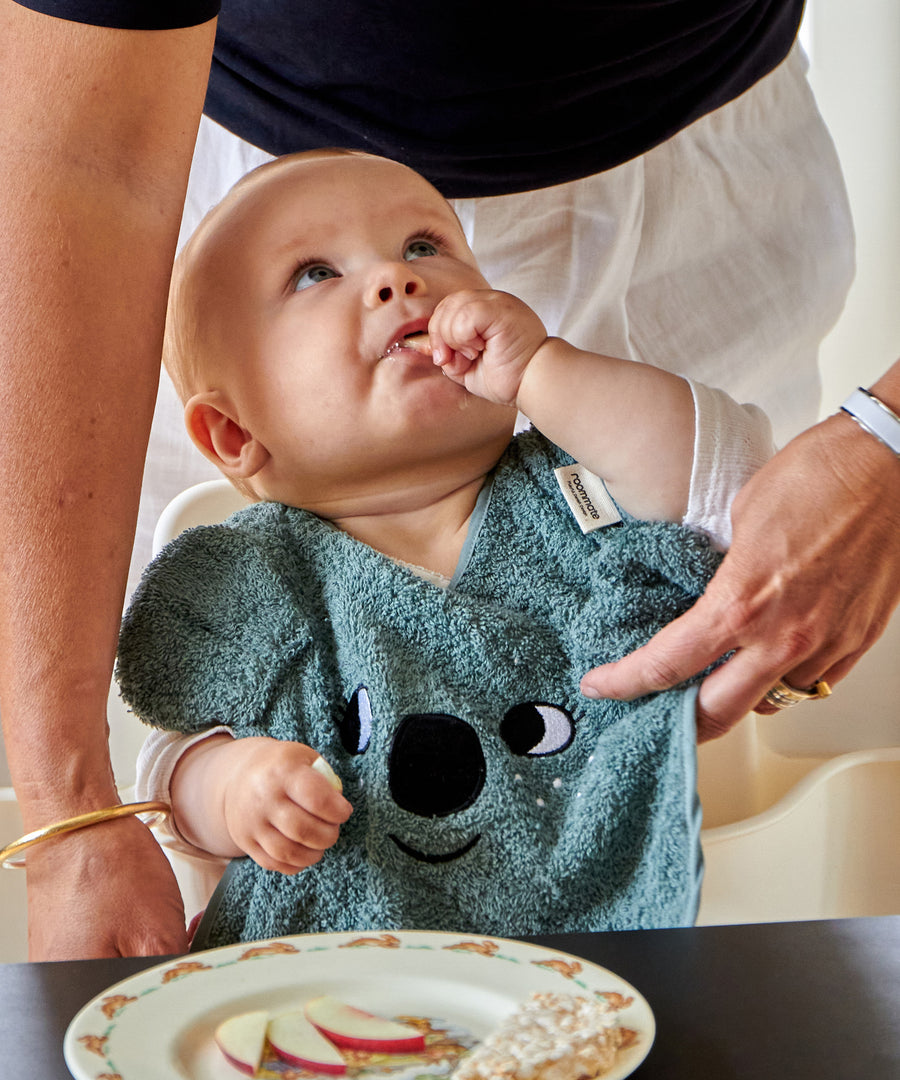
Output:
[[217, 1048, 258, 1077], [269, 1046, 347, 1073], [304, 997, 426, 1053], [267, 1010, 349, 1073], [310, 1030, 425, 1053], [215, 1010, 269, 1076]]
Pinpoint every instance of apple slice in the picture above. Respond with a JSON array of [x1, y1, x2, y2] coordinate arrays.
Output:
[[215, 1009, 269, 1076], [403, 331, 433, 356], [304, 995, 425, 1053], [268, 1009, 348, 1073], [311, 755, 343, 793]]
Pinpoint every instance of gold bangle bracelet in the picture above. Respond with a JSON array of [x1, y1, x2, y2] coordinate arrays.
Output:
[[0, 801, 170, 870]]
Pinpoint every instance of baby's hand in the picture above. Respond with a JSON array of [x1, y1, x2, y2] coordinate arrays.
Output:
[[428, 290, 548, 406], [220, 738, 352, 875]]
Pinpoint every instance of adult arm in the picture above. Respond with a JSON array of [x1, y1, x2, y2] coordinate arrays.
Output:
[[580, 363, 900, 740], [0, 2, 216, 958]]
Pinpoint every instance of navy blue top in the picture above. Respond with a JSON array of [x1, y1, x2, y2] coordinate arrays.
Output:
[[16, 0, 803, 196]]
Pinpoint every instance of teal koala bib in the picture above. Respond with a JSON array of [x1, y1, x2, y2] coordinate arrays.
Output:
[[118, 431, 722, 947]]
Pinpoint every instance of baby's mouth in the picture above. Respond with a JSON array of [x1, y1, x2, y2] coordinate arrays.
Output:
[[381, 331, 432, 359]]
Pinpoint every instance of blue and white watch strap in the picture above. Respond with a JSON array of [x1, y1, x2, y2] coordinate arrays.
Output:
[[841, 387, 900, 457]]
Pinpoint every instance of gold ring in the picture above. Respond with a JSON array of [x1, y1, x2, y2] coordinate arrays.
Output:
[[763, 678, 832, 710]]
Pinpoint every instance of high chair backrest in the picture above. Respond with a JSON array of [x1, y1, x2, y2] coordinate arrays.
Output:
[[152, 479, 249, 555]]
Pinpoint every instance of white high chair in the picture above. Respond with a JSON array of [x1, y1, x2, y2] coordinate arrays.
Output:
[[152, 478, 248, 555], [695, 616, 900, 925]]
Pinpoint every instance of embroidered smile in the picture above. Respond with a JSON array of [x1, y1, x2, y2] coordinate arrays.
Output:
[[388, 833, 480, 863]]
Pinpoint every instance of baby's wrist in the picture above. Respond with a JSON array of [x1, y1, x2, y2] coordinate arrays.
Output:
[[515, 337, 568, 413]]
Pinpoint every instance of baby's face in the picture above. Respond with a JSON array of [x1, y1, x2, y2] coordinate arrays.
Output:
[[194, 154, 514, 512]]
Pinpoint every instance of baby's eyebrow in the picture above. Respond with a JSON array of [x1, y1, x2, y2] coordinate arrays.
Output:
[[271, 233, 315, 259]]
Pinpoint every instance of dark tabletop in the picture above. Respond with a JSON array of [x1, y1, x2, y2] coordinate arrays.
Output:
[[3, 916, 898, 1079]]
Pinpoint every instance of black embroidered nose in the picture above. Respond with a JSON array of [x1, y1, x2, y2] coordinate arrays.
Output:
[[389, 713, 486, 817]]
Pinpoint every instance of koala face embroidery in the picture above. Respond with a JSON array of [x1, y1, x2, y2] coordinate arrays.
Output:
[[339, 686, 576, 864]]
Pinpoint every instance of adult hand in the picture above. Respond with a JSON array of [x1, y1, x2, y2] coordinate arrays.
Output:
[[580, 394, 900, 740], [26, 818, 188, 961]]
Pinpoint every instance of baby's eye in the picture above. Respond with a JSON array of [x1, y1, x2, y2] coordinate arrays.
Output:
[[293, 263, 339, 291], [404, 239, 440, 261]]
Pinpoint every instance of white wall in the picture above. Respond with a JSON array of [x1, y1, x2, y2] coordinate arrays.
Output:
[[805, 0, 900, 408], [802, 0, 900, 750]]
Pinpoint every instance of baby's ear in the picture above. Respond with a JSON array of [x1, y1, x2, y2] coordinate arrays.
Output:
[[184, 391, 270, 479]]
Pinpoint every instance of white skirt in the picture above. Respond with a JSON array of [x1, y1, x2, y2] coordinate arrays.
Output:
[[130, 42, 853, 593]]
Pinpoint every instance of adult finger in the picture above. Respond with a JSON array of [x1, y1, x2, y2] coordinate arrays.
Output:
[[693, 644, 837, 740], [580, 592, 734, 702]]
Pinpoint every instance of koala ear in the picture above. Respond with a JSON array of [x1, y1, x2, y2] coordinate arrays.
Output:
[[184, 391, 270, 479]]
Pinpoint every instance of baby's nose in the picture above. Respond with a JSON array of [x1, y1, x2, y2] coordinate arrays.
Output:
[[365, 263, 427, 307]]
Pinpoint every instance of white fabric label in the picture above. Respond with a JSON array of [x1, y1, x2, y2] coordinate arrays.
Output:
[[553, 464, 622, 533]]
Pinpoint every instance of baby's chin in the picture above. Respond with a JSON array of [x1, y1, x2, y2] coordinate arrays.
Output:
[[249, 400, 516, 517]]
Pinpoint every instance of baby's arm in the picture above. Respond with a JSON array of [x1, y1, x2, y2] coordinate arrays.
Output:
[[430, 290, 694, 521], [169, 733, 352, 876]]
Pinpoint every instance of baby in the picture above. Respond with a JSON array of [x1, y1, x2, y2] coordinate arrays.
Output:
[[119, 150, 773, 949]]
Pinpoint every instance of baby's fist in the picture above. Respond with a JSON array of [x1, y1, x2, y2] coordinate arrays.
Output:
[[429, 290, 547, 406]]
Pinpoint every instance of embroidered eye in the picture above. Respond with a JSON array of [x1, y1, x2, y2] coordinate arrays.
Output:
[[404, 239, 439, 261], [338, 685, 372, 754], [500, 703, 575, 756], [293, 263, 339, 291]]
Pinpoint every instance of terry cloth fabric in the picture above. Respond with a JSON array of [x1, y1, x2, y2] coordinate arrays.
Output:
[[117, 430, 722, 948]]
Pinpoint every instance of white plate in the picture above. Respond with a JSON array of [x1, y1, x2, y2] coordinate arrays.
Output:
[[65, 930, 655, 1080]]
